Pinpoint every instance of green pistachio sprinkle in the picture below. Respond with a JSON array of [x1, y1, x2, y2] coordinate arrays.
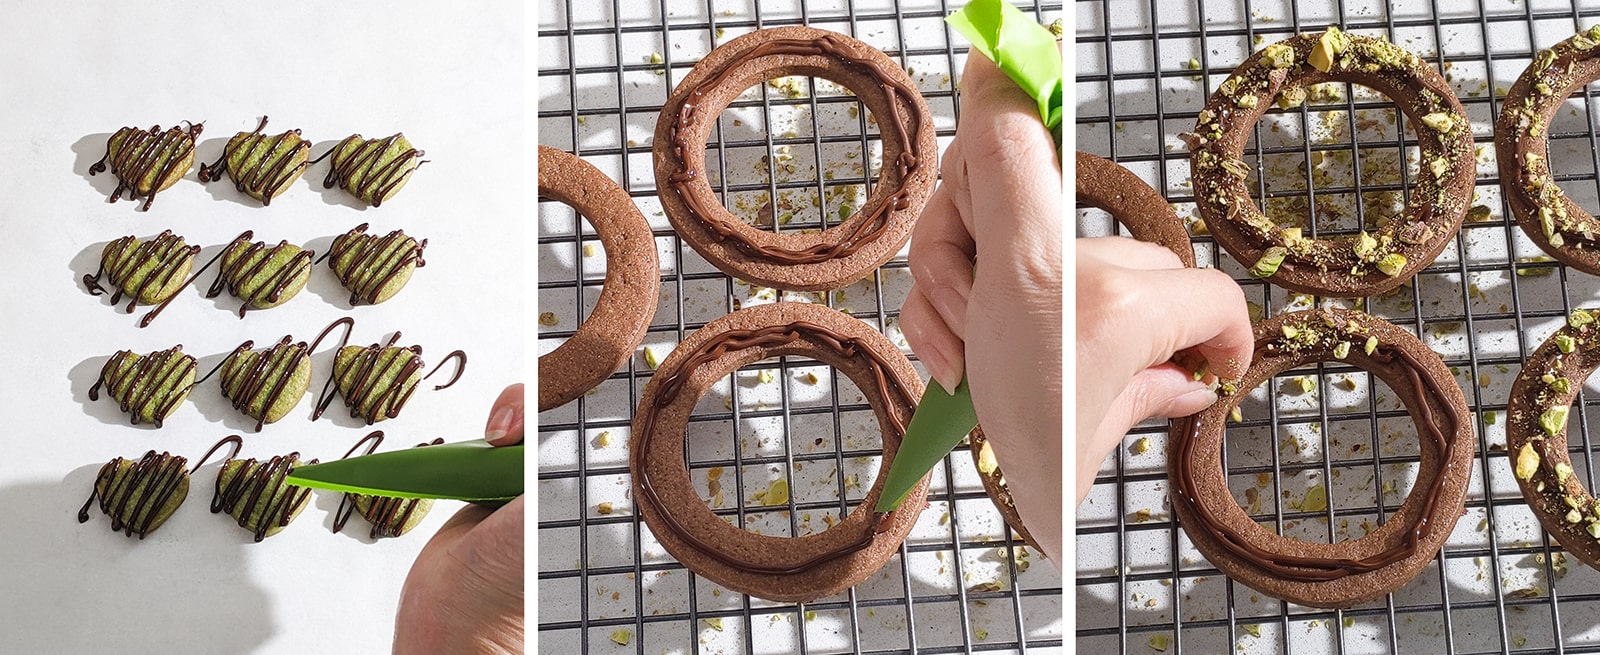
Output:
[[1420, 112, 1455, 132], [1569, 309, 1595, 329], [1376, 253, 1407, 277], [1250, 246, 1288, 278], [1364, 336, 1379, 356], [1541, 406, 1570, 437], [1333, 341, 1351, 359], [1515, 442, 1540, 480], [1556, 334, 1577, 353]]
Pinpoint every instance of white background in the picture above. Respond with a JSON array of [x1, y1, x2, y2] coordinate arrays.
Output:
[[0, 3, 523, 653]]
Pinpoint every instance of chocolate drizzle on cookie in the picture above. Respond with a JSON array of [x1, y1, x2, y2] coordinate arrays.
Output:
[[197, 115, 312, 205], [206, 230, 315, 318], [313, 331, 467, 424], [332, 432, 442, 539], [84, 230, 202, 312], [90, 345, 197, 428], [211, 441, 316, 542], [199, 334, 313, 432], [665, 34, 927, 265], [312, 133, 427, 207], [89, 122, 204, 211], [78, 450, 188, 539], [317, 223, 428, 305], [635, 320, 912, 575]]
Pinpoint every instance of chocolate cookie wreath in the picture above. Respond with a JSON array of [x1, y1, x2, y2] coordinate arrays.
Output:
[[1076, 151, 1194, 266], [630, 302, 928, 602], [653, 26, 937, 291], [1185, 28, 1473, 296], [1505, 308, 1600, 570], [1495, 26, 1600, 275], [1169, 308, 1473, 608], [538, 145, 659, 411]]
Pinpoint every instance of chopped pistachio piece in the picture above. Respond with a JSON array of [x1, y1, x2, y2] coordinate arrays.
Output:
[[610, 629, 632, 646], [1282, 324, 1300, 340], [1556, 462, 1574, 484], [1261, 43, 1295, 69], [1149, 635, 1170, 652], [1333, 341, 1351, 359], [761, 479, 790, 506], [1281, 227, 1303, 246], [1515, 442, 1541, 480], [538, 311, 558, 326], [1557, 334, 1577, 353], [1364, 336, 1379, 355], [1569, 309, 1594, 329], [1294, 377, 1317, 394], [643, 346, 660, 369], [1250, 246, 1288, 278], [1308, 26, 1348, 73], [1542, 406, 1569, 436], [1242, 623, 1262, 637], [1277, 86, 1308, 109], [1420, 112, 1455, 132], [1353, 231, 1378, 259], [1302, 484, 1328, 512], [1376, 253, 1407, 277], [1588, 522, 1600, 539], [976, 440, 1000, 474], [1131, 436, 1152, 456], [1236, 94, 1259, 109], [1230, 405, 1243, 423]]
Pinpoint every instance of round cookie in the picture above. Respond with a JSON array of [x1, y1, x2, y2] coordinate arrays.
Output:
[[630, 302, 928, 602], [1495, 26, 1600, 275], [653, 26, 937, 291], [1185, 28, 1473, 296], [1076, 151, 1194, 266], [1505, 308, 1600, 570], [538, 145, 660, 411], [1169, 308, 1473, 608]]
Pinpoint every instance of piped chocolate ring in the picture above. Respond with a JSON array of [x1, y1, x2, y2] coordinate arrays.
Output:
[[653, 26, 937, 291], [969, 427, 1041, 553], [538, 145, 660, 411], [1186, 28, 1472, 296], [1505, 308, 1600, 570], [1076, 151, 1195, 267], [1495, 27, 1600, 275], [1169, 308, 1472, 608], [630, 302, 928, 602]]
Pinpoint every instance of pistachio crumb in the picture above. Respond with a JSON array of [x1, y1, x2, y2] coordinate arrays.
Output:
[[539, 311, 559, 326], [643, 346, 660, 369], [1515, 442, 1541, 480], [1309, 26, 1348, 72], [1541, 406, 1570, 436], [597, 502, 613, 515], [610, 629, 632, 645], [1420, 112, 1455, 132], [1365, 336, 1379, 356], [1250, 246, 1288, 278], [1333, 341, 1352, 359]]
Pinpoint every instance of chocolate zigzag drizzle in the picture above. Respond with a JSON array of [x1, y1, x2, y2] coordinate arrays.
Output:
[[312, 133, 427, 207], [89, 122, 204, 211], [78, 435, 242, 539], [197, 115, 311, 205], [318, 223, 428, 305], [83, 230, 201, 311], [332, 432, 442, 539], [206, 230, 315, 318], [212, 442, 317, 542], [312, 329, 466, 425], [89, 345, 197, 427]]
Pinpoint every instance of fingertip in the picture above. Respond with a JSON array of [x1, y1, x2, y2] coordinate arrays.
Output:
[[485, 383, 526, 446]]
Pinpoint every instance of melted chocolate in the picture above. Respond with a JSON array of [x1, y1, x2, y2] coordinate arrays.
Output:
[[1169, 337, 1464, 581], [211, 446, 317, 543], [89, 346, 196, 428], [333, 434, 443, 539], [197, 116, 310, 205], [316, 223, 428, 305], [313, 333, 414, 424], [206, 231, 315, 318], [312, 134, 426, 207], [636, 321, 912, 575], [77, 450, 188, 539], [89, 122, 204, 211], [83, 230, 202, 312], [198, 335, 312, 432], [666, 35, 926, 264]]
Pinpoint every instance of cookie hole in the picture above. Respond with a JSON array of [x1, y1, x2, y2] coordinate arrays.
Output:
[[1222, 367, 1422, 545], [1541, 78, 1600, 213], [683, 356, 884, 537], [1242, 81, 1424, 244], [537, 200, 604, 352], [704, 75, 883, 237]]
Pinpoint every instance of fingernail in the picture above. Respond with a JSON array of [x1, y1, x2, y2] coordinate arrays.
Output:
[[485, 405, 517, 444], [933, 347, 965, 397]]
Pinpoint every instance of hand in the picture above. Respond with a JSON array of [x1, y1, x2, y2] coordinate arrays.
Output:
[[899, 51, 1064, 562], [394, 384, 525, 654], [1075, 238, 1253, 503]]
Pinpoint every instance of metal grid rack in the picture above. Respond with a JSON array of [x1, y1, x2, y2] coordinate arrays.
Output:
[[1076, 0, 1600, 653], [538, 1, 1063, 653]]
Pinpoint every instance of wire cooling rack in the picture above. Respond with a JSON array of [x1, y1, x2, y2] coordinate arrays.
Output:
[[1076, 0, 1600, 653], [537, 1, 1063, 653]]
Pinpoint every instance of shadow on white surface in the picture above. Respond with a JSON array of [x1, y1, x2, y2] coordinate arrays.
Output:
[[70, 132, 118, 204], [0, 463, 275, 653], [312, 488, 381, 545], [70, 354, 169, 429]]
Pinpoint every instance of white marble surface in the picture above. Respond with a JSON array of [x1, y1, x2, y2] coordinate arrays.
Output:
[[0, 3, 523, 653]]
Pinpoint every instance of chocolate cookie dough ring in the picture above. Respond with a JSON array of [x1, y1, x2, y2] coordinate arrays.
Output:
[[1187, 29, 1473, 296], [969, 428, 1041, 553], [1169, 309, 1472, 608], [653, 26, 937, 291], [538, 145, 660, 411], [1505, 308, 1600, 570], [1076, 151, 1195, 267], [1496, 28, 1600, 275], [631, 302, 928, 602]]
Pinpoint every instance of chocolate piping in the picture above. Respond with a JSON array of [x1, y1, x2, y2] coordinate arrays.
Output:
[[197, 116, 311, 205], [333, 434, 443, 539], [424, 350, 468, 391], [635, 321, 912, 575], [1169, 332, 1464, 581], [84, 230, 202, 312], [88, 122, 204, 211], [196, 335, 312, 432], [665, 33, 926, 265], [312, 134, 427, 207], [211, 442, 317, 543], [89, 346, 196, 428], [316, 223, 427, 305], [78, 450, 188, 539], [206, 231, 315, 318], [312, 331, 460, 424]]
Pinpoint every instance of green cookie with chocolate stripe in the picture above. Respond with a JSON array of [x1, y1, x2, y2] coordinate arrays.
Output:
[[210, 232, 314, 315], [92, 346, 196, 427], [213, 453, 313, 541], [79, 450, 190, 539], [326, 223, 426, 305], [320, 133, 425, 207], [218, 337, 313, 430], [90, 122, 203, 210], [330, 344, 422, 424], [87, 231, 199, 308], [199, 116, 311, 205]]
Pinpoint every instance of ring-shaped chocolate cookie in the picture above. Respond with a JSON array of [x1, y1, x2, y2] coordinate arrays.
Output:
[[1505, 308, 1600, 570], [1495, 27, 1600, 275], [969, 428, 1041, 553], [1169, 308, 1472, 608], [653, 26, 937, 291], [538, 145, 660, 411], [1187, 29, 1473, 296], [630, 301, 928, 602], [1076, 151, 1195, 267]]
